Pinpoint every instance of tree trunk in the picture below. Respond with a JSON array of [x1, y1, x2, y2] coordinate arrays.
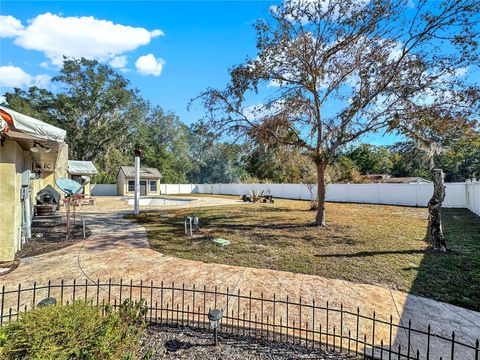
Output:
[[315, 160, 327, 226], [428, 169, 446, 252]]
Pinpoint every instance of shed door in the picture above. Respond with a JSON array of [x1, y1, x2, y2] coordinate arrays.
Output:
[[140, 181, 147, 196]]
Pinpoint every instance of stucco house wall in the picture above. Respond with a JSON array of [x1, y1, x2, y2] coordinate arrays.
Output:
[[0, 139, 67, 261]]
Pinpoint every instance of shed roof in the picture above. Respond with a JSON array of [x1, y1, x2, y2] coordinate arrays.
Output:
[[68, 160, 98, 175], [119, 166, 162, 179]]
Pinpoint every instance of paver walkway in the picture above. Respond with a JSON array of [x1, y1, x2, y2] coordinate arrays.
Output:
[[1, 196, 479, 359]]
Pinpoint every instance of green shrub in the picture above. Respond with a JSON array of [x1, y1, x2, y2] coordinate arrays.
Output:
[[0, 299, 148, 360]]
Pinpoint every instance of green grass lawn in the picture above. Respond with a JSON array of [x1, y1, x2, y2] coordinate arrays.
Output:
[[129, 197, 480, 311]]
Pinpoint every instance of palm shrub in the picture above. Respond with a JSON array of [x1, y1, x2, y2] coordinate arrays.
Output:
[[0, 299, 148, 360]]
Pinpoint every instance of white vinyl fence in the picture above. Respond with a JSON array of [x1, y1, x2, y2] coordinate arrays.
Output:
[[160, 183, 199, 195], [90, 184, 117, 196], [195, 182, 469, 208], [90, 181, 480, 214], [466, 180, 480, 216]]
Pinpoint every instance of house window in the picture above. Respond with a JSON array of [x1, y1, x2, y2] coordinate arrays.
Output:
[[128, 180, 135, 192], [150, 180, 157, 192]]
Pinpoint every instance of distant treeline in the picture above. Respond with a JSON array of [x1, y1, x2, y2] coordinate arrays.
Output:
[[3, 58, 479, 184]]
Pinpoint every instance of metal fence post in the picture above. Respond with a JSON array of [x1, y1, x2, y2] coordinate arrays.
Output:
[[1, 285, 5, 326]]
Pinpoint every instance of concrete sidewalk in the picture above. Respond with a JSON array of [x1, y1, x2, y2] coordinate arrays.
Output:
[[1, 196, 479, 359]]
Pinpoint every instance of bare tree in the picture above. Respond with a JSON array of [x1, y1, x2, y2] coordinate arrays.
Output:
[[390, 104, 479, 251], [193, 0, 479, 226], [386, 10, 480, 249]]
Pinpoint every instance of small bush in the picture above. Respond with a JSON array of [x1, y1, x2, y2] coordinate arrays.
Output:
[[0, 299, 148, 360]]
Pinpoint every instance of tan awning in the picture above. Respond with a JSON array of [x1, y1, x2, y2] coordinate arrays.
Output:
[[1, 106, 67, 173], [0, 105, 66, 142]]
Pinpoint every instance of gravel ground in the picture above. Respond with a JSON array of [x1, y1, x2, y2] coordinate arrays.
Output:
[[1, 223, 91, 276], [17, 223, 91, 258], [138, 324, 360, 360]]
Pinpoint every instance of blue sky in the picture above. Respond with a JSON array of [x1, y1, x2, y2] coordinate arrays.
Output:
[[0, 1, 457, 146], [1, 2, 273, 122]]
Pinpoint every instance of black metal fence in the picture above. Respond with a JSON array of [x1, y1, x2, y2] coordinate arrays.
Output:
[[0, 279, 478, 360]]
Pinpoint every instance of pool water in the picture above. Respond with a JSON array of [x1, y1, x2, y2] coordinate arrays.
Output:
[[127, 197, 193, 206]]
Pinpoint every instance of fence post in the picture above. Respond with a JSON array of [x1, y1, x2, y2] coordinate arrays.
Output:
[[355, 307, 360, 356], [372, 311, 376, 358], [108, 278, 112, 304], [416, 183, 420, 207], [326, 301, 329, 350], [465, 181, 470, 210], [407, 319, 412, 359], [426, 324, 431, 360], [60, 279, 64, 305], [312, 298, 315, 348], [1, 285, 4, 326], [340, 303, 343, 351], [451, 331, 455, 360], [475, 339, 478, 360], [32, 281, 37, 308], [474, 181, 479, 215]]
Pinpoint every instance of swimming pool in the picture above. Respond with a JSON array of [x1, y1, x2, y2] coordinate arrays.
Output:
[[127, 197, 193, 206]]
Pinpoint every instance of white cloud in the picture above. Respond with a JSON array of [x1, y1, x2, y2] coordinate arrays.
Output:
[[267, 79, 282, 88], [7, 13, 163, 65], [452, 66, 468, 78], [243, 99, 289, 121], [150, 29, 163, 37], [109, 55, 128, 69], [0, 95, 6, 104], [0, 66, 51, 89], [40, 61, 51, 69], [135, 54, 165, 76], [0, 66, 33, 88], [33, 74, 52, 88], [0, 15, 24, 38], [275, 0, 371, 24]]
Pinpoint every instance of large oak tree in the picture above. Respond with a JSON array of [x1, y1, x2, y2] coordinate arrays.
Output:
[[194, 0, 479, 226]]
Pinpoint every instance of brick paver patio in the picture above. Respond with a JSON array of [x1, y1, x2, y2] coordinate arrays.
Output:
[[1, 196, 479, 359]]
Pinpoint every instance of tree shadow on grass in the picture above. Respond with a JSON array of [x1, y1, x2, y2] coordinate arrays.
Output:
[[408, 208, 480, 310], [314, 249, 427, 258], [389, 208, 480, 360]]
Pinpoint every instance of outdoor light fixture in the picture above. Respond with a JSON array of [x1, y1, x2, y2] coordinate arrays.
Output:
[[31, 142, 51, 153], [208, 308, 223, 346], [134, 143, 142, 157], [30, 143, 39, 153]]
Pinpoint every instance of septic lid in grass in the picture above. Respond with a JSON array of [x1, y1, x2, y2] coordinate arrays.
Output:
[[212, 238, 230, 247]]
